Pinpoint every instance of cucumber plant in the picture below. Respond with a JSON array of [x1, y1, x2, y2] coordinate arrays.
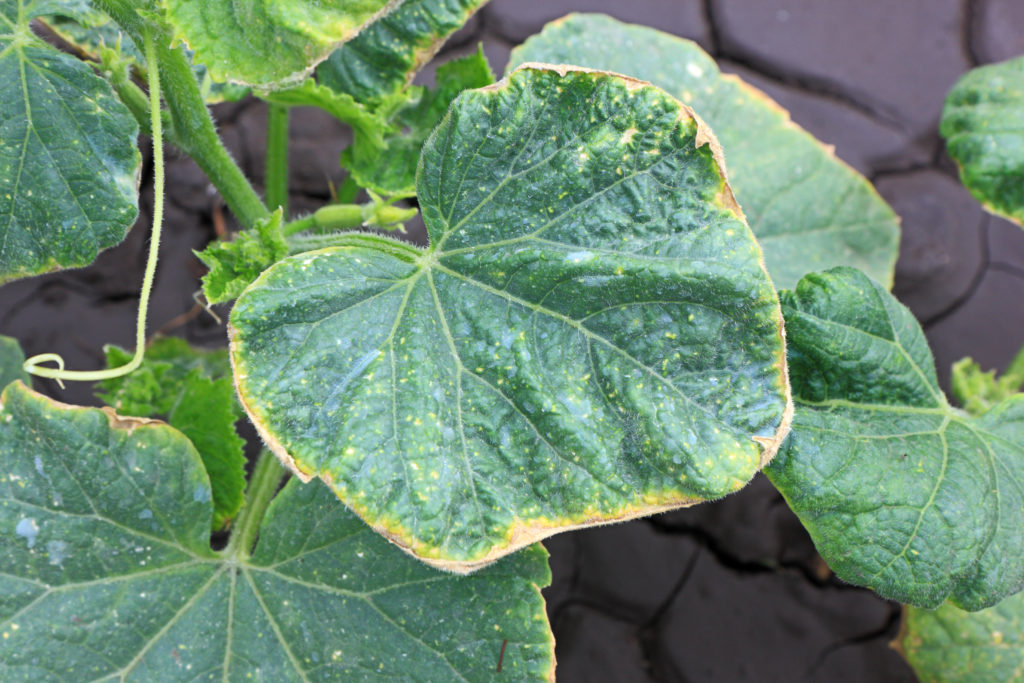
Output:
[[0, 2, 1021, 680]]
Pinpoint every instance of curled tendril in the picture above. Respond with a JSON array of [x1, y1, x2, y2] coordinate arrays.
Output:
[[23, 29, 166, 387]]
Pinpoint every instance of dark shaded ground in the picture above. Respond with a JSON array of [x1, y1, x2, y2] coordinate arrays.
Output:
[[4, 1, 1024, 681]]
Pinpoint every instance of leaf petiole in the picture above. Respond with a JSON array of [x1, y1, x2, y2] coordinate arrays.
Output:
[[23, 29, 166, 387]]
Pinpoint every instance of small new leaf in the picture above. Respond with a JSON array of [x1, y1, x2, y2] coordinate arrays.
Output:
[[0, 382, 555, 680], [767, 267, 1024, 610], [97, 338, 245, 530], [952, 345, 1024, 417], [197, 208, 288, 305], [941, 55, 1024, 227]]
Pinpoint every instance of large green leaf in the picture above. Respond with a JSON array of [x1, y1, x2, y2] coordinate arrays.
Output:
[[765, 268, 1024, 610], [902, 592, 1024, 682], [98, 337, 246, 531], [230, 65, 793, 571], [0, 0, 140, 284], [0, 335, 29, 389], [941, 55, 1024, 227], [0, 382, 555, 681], [317, 0, 490, 106], [163, 0, 401, 87], [509, 13, 900, 290]]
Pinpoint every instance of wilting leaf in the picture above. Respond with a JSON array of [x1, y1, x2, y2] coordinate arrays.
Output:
[[98, 337, 245, 530], [0, 382, 555, 681], [941, 55, 1024, 227], [509, 13, 900, 290], [766, 267, 1024, 609], [163, 0, 400, 87], [0, 0, 140, 284], [230, 65, 792, 571], [902, 591, 1024, 682], [318, 0, 490, 105]]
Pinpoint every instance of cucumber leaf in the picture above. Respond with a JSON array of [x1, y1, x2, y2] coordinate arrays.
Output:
[[229, 65, 793, 571], [902, 591, 1024, 682], [766, 267, 1024, 610], [162, 0, 400, 88], [97, 337, 245, 531], [0, 382, 555, 681], [317, 0, 490, 106], [509, 13, 900, 290], [941, 55, 1024, 227], [0, 335, 30, 389], [0, 0, 140, 284]]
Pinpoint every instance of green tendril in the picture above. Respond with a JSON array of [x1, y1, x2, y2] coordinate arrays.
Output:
[[23, 29, 166, 388]]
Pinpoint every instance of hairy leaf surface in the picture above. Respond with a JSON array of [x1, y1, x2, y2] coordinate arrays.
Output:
[[163, 0, 400, 87], [902, 591, 1024, 682], [941, 55, 1024, 227], [0, 336, 29, 390], [318, 0, 490, 105], [230, 66, 792, 571], [98, 338, 245, 530], [0, 0, 140, 284], [766, 268, 1024, 609], [509, 13, 900, 290], [0, 382, 554, 681]]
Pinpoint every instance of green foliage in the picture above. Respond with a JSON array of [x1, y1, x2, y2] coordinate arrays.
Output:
[[230, 65, 791, 570], [953, 345, 1024, 417], [340, 46, 496, 195], [163, 0, 397, 87], [903, 591, 1024, 682], [196, 209, 289, 305], [509, 13, 901, 290], [766, 268, 1024, 610], [941, 55, 1024, 227], [318, 0, 490, 106], [97, 338, 245, 530], [0, 0, 140, 284], [0, 335, 30, 389], [0, 382, 555, 681]]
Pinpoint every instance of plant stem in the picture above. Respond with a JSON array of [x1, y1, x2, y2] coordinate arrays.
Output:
[[265, 103, 290, 215], [227, 451, 287, 560], [23, 29, 167, 385], [287, 231, 424, 262], [92, 0, 268, 228]]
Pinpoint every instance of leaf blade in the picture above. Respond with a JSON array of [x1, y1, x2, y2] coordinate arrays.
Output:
[[230, 65, 792, 569], [508, 13, 901, 289], [766, 268, 1024, 609], [0, 4, 140, 284], [941, 55, 1024, 227]]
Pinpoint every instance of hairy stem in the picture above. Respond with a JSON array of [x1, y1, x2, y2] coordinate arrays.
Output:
[[227, 451, 287, 560], [93, 0, 268, 228], [265, 103, 290, 215]]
